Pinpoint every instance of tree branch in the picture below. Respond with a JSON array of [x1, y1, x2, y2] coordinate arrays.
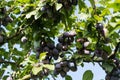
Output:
[[108, 42, 120, 59], [0, 20, 35, 46], [83, 60, 103, 63], [0, 60, 16, 64]]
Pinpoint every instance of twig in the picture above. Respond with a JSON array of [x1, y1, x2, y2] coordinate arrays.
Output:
[[98, 62, 108, 74], [83, 60, 103, 63], [108, 42, 120, 59], [0, 60, 16, 64], [50, 74, 56, 80], [0, 19, 35, 46]]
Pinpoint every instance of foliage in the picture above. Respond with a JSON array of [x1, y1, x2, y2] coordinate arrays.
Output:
[[0, 0, 120, 80]]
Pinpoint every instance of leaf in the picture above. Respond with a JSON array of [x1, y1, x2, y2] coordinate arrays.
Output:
[[6, 24, 13, 31], [17, 0, 30, 3], [26, 10, 37, 19], [20, 74, 31, 80], [89, 0, 95, 8], [34, 11, 42, 20], [94, 15, 103, 21], [13, 7, 20, 14], [39, 52, 47, 60], [78, 0, 86, 11], [102, 62, 113, 73], [56, 3, 62, 11], [65, 75, 72, 80], [107, 3, 120, 11], [82, 70, 93, 80], [32, 66, 42, 75], [0, 69, 4, 77], [109, 25, 120, 36], [43, 64, 55, 70], [100, 8, 110, 16]]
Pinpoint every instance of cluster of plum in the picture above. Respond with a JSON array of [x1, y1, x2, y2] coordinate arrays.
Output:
[[57, 0, 78, 9], [106, 58, 120, 80], [77, 38, 91, 55], [36, 40, 59, 61], [36, 31, 76, 61], [107, 68, 120, 80], [41, 3, 62, 24], [57, 31, 76, 51], [39, 0, 78, 25], [0, 7, 12, 26], [54, 60, 77, 77]]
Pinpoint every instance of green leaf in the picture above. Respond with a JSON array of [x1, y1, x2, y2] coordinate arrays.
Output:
[[89, 0, 95, 8], [65, 75, 72, 80], [43, 64, 55, 70], [102, 45, 112, 53], [78, 0, 86, 11], [100, 8, 110, 16], [56, 3, 62, 11], [94, 15, 103, 21], [82, 70, 93, 80], [39, 52, 47, 60], [6, 24, 13, 31], [102, 62, 114, 73], [26, 10, 37, 19], [13, 7, 20, 14], [32, 66, 42, 75], [107, 3, 120, 11], [34, 11, 42, 20], [109, 25, 120, 36], [17, 0, 30, 3]]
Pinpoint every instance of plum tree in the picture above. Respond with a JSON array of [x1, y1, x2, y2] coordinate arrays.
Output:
[[0, 0, 120, 80]]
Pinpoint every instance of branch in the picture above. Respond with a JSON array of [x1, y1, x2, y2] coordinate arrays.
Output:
[[108, 42, 120, 59], [6, 28, 23, 41], [83, 60, 103, 63], [20, 74, 31, 80], [0, 20, 35, 46], [0, 60, 16, 64]]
